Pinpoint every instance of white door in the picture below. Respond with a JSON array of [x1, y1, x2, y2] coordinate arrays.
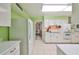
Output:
[[28, 19, 34, 54]]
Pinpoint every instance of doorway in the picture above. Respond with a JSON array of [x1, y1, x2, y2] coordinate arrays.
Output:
[[35, 21, 42, 40]]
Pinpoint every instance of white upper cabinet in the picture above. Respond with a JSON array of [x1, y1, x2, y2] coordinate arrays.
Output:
[[0, 3, 11, 26]]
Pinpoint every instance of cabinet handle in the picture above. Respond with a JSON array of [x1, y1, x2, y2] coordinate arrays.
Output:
[[10, 48, 16, 53]]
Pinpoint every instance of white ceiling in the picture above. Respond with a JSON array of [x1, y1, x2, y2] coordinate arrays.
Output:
[[20, 3, 72, 16]]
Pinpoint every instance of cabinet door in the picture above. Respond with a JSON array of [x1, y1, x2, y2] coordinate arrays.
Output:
[[63, 38, 71, 43], [57, 33, 63, 43], [72, 32, 79, 43], [62, 33, 72, 43], [51, 33, 58, 43], [44, 32, 50, 43], [0, 3, 11, 26]]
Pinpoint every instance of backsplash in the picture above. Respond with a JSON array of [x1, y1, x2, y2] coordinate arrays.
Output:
[[44, 19, 71, 32]]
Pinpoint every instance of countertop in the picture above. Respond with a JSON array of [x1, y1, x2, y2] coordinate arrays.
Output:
[[57, 44, 79, 55], [0, 41, 21, 54], [46, 31, 60, 33]]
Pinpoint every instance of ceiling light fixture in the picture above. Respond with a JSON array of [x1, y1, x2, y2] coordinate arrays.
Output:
[[43, 3, 71, 5], [42, 4, 72, 12]]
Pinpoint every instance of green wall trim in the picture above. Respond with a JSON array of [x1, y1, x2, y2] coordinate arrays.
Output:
[[44, 16, 68, 20]]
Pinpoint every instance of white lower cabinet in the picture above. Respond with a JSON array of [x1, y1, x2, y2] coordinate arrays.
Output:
[[44, 32, 79, 43], [51, 33, 58, 43], [44, 32, 51, 42], [45, 32, 59, 43], [72, 32, 79, 43], [0, 41, 20, 55], [44, 32, 72, 43], [57, 33, 64, 43], [62, 32, 72, 43]]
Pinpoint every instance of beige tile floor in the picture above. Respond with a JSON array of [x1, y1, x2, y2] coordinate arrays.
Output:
[[32, 36, 57, 55]]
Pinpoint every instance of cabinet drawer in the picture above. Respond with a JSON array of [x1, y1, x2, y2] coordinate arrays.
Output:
[[3, 44, 20, 55]]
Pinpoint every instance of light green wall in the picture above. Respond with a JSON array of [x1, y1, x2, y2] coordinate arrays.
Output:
[[0, 27, 9, 41], [31, 16, 44, 22]]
